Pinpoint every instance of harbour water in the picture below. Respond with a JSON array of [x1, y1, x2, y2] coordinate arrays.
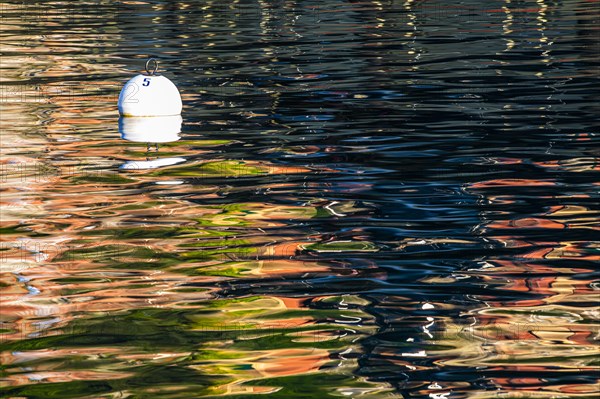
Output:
[[1, 1, 599, 398]]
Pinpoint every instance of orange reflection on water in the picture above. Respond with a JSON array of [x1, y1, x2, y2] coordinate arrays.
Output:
[[429, 156, 600, 398]]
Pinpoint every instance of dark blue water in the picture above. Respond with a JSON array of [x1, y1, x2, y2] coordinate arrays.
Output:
[[1, 1, 599, 398]]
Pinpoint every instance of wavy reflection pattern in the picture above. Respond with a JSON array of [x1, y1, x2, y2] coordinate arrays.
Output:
[[1, 1, 599, 398]]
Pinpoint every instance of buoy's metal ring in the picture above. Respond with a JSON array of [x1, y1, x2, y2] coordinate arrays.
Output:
[[145, 58, 159, 75]]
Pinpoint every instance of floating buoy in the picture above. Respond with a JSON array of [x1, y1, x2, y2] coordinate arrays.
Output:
[[119, 115, 182, 143], [118, 58, 182, 117]]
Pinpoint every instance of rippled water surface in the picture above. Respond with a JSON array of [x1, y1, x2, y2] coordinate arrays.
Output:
[[1, 1, 599, 398]]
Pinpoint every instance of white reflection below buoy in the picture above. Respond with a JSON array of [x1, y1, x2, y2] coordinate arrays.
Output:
[[119, 115, 182, 143], [119, 114, 185, 170], [120, 157, 186, 170]]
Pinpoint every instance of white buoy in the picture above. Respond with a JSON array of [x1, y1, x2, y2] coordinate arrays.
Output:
[[118, 58, 182, 117], [119, 115, 182, 143]]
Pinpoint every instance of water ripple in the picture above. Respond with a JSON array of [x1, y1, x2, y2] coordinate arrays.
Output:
[[1, 1, 599, 398]]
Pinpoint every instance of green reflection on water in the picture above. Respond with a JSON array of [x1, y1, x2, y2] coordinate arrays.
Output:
[[1, 294, 388, 398]]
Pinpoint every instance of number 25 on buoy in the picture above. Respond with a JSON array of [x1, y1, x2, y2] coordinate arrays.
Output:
[[118, 58, 182, 117]]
